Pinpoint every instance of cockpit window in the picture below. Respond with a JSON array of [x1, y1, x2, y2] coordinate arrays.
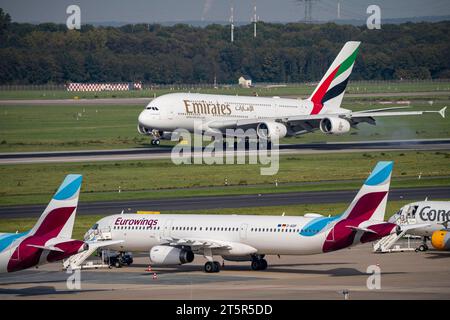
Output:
[[91, 223, 99, 230], [145, 106, 159, 111]]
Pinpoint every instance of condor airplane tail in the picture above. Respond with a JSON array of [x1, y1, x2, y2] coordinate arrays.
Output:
[[308, 41, 360, 115]]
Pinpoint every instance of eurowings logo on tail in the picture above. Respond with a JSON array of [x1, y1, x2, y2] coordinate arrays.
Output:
[[0, 174, 86, 273], [309, 41, 360, 114], [323, 161, 396, 252], [298, 161, 397, 252]]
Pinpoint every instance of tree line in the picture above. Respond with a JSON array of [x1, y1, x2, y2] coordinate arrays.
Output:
[[0, 9, 449, 85]]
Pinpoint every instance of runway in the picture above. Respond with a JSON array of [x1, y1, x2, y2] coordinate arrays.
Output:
[[1, 91, 449, 106], [0, 186, 448, 218], [1, 242, 449, 299], [1, 138, 450, 164]]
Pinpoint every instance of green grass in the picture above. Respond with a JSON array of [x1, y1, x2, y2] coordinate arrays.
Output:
[[0, 104, 147, 152], [2, 199, 449, 240], [1, 81, 450, 100], [0, 98, 449, 152], [1, 150, 449, 206]]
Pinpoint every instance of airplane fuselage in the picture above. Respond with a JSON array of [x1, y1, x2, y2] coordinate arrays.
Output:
[[137, 93, 348, 137], [390, 201, 450, 237], [91, 213, 394, 256]]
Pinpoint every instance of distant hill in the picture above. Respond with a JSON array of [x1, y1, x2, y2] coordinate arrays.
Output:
[[87, 15, 450, 27]]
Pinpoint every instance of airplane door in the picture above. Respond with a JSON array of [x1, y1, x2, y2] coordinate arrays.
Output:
[[406, 205, 418, 223], [168, 108, 174, 120], [162, 219, 173, 238], [239, 223, 248, 240]]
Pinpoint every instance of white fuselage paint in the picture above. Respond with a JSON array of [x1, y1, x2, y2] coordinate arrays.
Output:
[[390, 201, 450, 236], [137, 92, 346, 135], [93, 214, 333, 256]]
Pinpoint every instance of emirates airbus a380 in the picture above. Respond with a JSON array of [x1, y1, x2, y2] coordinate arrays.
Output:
[[137, 41, 446, 145]]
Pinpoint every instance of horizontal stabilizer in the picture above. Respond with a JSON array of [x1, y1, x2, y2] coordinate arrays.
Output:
[[346, 226, 378, 234], [399, 223, 431, 233], [27, 244, 64, 252]]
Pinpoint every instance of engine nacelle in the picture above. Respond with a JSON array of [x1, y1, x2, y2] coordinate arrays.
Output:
[[431, 230, 450, 251], [256, 122, 287, 140], [149, 245, 194, 265], [319, 117, 351, 135]]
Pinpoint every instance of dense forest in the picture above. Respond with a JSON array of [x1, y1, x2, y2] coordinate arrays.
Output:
[[0, 9, 449, 85]]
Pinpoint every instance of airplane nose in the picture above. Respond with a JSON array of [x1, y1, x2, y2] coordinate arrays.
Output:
[[138, 110, 148, 126]]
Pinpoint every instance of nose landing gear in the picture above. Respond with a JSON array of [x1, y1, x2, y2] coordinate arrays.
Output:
[[151, 139, 160, 145]]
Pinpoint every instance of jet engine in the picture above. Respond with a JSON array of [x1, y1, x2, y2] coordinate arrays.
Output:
[[256, 122, 287, 140], [319, 117, 351, 135], [149, 245, 194, 265], [431, 230, 450, 251]]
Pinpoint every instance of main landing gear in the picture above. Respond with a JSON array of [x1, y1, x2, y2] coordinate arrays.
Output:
[[150, 139, 160, 146], [203, 248, 221, 273], [251, 256, 268, 271], [204, 261, 221, 273]]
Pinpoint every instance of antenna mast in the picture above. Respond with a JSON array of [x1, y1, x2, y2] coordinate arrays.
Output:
[[230, 3, 234, 43]]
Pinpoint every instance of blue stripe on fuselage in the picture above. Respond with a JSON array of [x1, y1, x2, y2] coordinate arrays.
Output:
[[300, 215, 341, 237]]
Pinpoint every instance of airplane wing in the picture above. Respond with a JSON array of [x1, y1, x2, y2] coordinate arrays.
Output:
[[207, 107, 446, 136], [159, 236, 258, 256], [160, 236, 232, 250], [398, 223, 431, 233], [28, 240, 124, 253]]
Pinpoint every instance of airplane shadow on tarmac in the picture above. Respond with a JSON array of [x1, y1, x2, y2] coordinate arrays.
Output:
[[0, 286, 108, 297], [424, 252, 450, 260], [132, 262, 405, 277]]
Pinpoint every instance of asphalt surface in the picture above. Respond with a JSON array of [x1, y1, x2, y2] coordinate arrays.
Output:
[[1, 139, 450, 164], [1, 242, 449, 299], [1, 91, 449, 105], [1, 186, 448, 218]]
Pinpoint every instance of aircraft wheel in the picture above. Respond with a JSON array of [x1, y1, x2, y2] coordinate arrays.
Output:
[[251, 260, 261, 271], [114, 261, 121, 268], [418, 244, 427, 252], [154, 139, 160, 145], [213, 261, 221, 273], [204, 261, 215, 273], [260, 259, 268, 270]]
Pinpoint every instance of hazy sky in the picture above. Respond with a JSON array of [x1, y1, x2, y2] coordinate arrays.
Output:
[[1, 0, 449, 23]]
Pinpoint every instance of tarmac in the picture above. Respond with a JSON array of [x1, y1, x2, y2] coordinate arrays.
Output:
[[0, 241, 449, 300], [1, 139, 450, 164], [1, 186, 448, 218], [1, 91, 449, 106]]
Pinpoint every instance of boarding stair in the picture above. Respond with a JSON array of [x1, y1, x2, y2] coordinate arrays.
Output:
[[373, 205, 419, 253], [63, 227, 113, 270]]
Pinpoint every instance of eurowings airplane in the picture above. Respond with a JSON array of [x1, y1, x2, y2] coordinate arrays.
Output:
[[87, 161, 399, 273], [0, 174, 118, 273], [389, 200, 450, 251], [137, 41, 446, 145]]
